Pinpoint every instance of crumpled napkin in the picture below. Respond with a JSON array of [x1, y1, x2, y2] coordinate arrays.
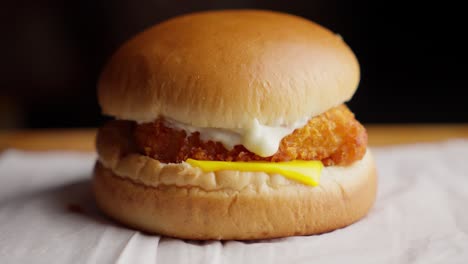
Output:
[[0, 140, 467, 264]]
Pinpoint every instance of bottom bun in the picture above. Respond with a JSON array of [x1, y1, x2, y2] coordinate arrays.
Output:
[[93, 151, 377, 240]]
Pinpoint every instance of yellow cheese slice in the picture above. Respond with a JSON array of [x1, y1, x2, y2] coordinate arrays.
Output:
[[185, 159, 323, 186]]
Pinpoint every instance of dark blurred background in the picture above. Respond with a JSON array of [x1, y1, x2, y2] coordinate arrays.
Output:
[[1, 1, 466, 129]]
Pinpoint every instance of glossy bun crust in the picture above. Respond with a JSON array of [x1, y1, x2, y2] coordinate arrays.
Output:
[[98, 10, 360, 128]]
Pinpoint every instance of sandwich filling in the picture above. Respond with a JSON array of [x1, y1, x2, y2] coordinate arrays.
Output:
[[134, 105, 367, 166], [160, 116, 310, 157], [98, 105, 367, 187]]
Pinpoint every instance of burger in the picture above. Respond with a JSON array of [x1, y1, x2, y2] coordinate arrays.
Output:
[[93, 10, 377, 240]]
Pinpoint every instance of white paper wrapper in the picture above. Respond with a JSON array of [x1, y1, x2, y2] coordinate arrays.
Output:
[[1, 140, 467, 263]]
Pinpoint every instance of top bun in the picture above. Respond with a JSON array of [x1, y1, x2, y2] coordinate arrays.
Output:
[[98, 10, 360, 128]]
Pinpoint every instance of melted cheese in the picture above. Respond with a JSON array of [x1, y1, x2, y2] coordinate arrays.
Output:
[[186, 159, 323, 186], [164, 117, 308, 157]]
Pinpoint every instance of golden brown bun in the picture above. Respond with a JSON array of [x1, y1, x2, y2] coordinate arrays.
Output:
[[98, 10, 360, 128], [93, 151, 376, 240]]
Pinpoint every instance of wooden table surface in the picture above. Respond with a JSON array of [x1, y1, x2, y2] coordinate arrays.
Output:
[[1, 125, 468, 152]]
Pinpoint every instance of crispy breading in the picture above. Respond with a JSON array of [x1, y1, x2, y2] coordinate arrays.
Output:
[[134, 105, 367, 166]]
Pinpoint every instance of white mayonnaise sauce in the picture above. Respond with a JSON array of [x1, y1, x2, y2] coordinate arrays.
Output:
[[162, 117, 309, 157]]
